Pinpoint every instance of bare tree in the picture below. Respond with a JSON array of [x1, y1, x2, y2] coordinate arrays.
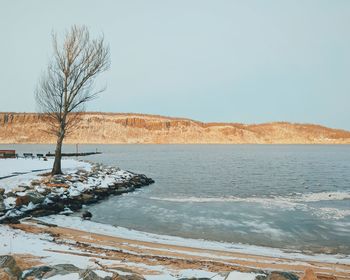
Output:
[[36, 25, 110, 175]]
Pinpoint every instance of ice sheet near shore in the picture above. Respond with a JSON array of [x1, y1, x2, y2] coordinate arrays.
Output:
[[40, 215, 350, 265]]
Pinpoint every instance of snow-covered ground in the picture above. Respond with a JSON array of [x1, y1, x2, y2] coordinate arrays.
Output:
[[0, 157, 137, 223], [0, 221, 261, 280], [0, 158, 91, 191]]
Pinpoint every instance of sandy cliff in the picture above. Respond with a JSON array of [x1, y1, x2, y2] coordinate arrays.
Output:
[[0, 112, 349, 144]]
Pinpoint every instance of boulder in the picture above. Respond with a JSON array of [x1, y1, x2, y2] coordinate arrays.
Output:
[[15, 195, 30, 207], [45, 183, 69, 188], [30, 180, 41, 186], [113, 274, 145, 280], [114, 187, 130, 195], [50, 175, 66, 184], [80, 193, 95, 204], [16, 192, 45, 206], [12, 186, 26, 193], [22, 265, 52, 279], [30, 206, 62, 218], [267, 271, 299, 280], [68, 201, 83, 211], [0, 188, 5, 195], [79, 269, 102, 280], [256, 275, 268, 280], [94, 188, 109, 197], [35, 186, 50, 196], [0, 255, 22, 279], [26, 192, 45, 204], [82, 211, 92, 220], [24, 264, 80, 279], [59, 207, 74, 215], [0, 195, 6, 213], [5, 192, 16, 198]]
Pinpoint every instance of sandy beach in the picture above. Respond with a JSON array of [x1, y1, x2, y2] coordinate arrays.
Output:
[[1, 216, 349, 279]]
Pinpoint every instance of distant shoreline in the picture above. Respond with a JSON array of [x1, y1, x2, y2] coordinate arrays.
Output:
[[1, 112, 350, 144]]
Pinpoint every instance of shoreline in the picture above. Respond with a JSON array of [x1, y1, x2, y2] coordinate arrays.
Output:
[[0, 158, 154, 224], [1, 215, 349, 279], [37, 215, 350, 266], [1, 158, 349, 279]]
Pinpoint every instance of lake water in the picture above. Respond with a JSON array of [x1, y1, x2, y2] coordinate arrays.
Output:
[[2, 144, 350, 255]]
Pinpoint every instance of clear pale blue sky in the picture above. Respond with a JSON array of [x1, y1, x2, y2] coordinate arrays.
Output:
[[1, 0, 349, 129]]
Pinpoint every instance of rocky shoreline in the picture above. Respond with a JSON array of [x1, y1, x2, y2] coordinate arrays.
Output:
[[0, 161, 154, 224], [0, 253, 314, 280], [0, 255, 146, 280]]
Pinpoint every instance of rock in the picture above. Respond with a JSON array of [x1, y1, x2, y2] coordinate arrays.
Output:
[[59, 207, 74, 215], [5, 192, 16, 198], [79, 176, 88, 182], [94, 188, 109, 197], [0, 255, 22, 279], [68, 201, 83, 211], [113, 274, 145, 280], [301, 268, 317, 280], [79, 269, 102, 280], [45, 183, 69, 188], [15, 195, 30, 207], [114, 187, 130, 195], [80, 193, 96, 204], [50, 175, 66, 184], [35, 186, 50, 195], [30, 180, 41, 186], [0, 161, 154, 224], [267, 271, 299, 280], [26, 192, 45, 204], [30, 208, 56, 217], [0, 188, 5, 195], [0, 195, 6, 213], [22, 265, 52, 279], [82, 210, 92, 220], [30, 202, 65, 217], [12, 186, 26, 193], [45, 264, 81, 278], [24, 264, 81, 279]]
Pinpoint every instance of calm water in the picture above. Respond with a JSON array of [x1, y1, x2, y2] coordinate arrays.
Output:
[[2, 144, 350, 254]]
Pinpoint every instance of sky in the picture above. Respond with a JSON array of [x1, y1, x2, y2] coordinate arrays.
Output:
[[0, 0, 349, 130]]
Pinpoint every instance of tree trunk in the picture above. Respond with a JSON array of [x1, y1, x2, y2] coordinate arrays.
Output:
[[52, 132, 64, 175]]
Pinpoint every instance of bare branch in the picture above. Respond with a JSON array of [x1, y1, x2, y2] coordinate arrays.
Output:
[[35, 25, 110, 174]]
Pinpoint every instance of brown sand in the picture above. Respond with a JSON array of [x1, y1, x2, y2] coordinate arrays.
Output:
[[9, 221, 350, 279]]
